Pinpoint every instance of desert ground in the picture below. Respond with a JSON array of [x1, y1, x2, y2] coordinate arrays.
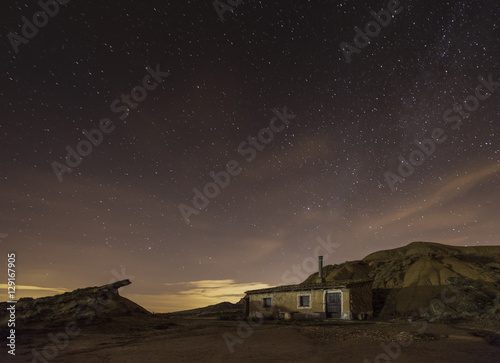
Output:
[[7, 316, 500, 363]]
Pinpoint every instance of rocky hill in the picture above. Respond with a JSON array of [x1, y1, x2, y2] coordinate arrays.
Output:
[[303, 242, 500, 321], [0, 279, 151, 329]]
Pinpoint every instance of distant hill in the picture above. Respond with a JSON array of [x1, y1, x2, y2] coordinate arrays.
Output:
[[303, 241, 500, 320], [0, 279, 150, 329], [161, 300, 245, 319], [363, 241, 500, 263]]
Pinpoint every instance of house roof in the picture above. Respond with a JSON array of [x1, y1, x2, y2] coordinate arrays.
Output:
[[244, 279, 372, 295]]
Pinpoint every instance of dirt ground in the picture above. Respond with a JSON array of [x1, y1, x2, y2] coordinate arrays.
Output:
[[6, 317, 500, 362]]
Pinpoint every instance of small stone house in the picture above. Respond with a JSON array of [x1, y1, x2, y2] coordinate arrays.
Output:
[[244, 257, 373, 320]]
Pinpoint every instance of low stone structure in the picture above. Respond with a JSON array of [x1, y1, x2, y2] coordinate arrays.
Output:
[[244, 257, 373, 320], [245, 280, 372, 320]]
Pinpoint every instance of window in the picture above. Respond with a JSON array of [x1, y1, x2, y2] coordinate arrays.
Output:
[[298, 294, 311, 307], [263, 298, 272, 308]]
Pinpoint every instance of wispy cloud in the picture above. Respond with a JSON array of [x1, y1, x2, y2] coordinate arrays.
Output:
[[125, 279, 273, 313], [373, 162, 500, 229], [0, 284, 70, 293], [177, 279, 270, 298], [0, 284, 70, 301]]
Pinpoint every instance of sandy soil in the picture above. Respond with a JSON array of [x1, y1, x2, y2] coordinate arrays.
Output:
[[6, 317, 500, 362]]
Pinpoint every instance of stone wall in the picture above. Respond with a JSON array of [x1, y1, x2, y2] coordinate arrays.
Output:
[[248, 289, 325, 318], [349, 281, 373, 319]]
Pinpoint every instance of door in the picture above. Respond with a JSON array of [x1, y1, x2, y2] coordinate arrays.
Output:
[[325, 292, 341, 318]]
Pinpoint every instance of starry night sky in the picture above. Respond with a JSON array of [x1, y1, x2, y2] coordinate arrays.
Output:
[[0, 0, 499, 312]]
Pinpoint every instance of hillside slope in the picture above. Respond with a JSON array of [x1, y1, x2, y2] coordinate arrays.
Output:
[[304, 242, 500, 320]]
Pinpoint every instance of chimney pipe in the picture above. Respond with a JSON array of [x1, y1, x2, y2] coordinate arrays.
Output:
[[318, 256, 323, 279]]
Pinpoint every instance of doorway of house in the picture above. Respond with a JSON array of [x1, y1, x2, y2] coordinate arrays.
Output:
[[325, 292, 341, 318]]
